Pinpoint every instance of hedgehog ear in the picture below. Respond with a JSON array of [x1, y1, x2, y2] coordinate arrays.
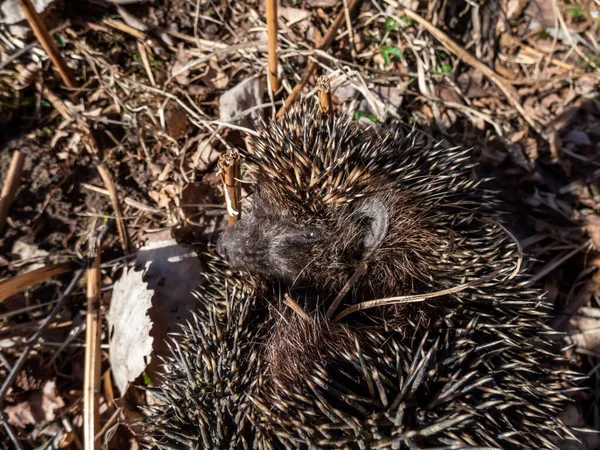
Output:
[[355, 198, 389, 257]]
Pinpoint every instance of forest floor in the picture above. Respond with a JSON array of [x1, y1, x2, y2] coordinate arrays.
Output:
[[1, 0, 600, 448]]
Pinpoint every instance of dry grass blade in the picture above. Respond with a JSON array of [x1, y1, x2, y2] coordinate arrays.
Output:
[[325, 263, 366, 320], [283, 294, 313, 323], [84, 248, 102, 450], [0, 262, 77, 302], [333, 266, 503, 322], [81, 183, 159, 213], [527, 239, 592, 286], [218, 149, 241, 226], [101, 18, 146, 40], [137, 42, 156, 87], [276, 0, 362, 119], [96, 164, 132, 254], [266, 0, 279, 93], [0, 150, 25, 235], [17, 0, 78, 88], [399, 8, 542, 136]]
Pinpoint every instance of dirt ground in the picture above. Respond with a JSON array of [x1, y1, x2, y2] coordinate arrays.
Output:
[[1, 0, 600, 448]]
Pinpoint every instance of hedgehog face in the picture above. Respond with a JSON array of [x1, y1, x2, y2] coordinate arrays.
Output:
[[217, 185, 389, 289]]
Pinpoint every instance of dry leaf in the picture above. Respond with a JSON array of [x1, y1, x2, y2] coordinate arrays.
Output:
[[171, 45, 191, 86], [203, 58, 229, 90], [568, 306, 600, 353], [5, 381, 65, 428], [164, 105, 189, 140], [11, 239, 49, 268], [192, 139, 220, 172], [108, 240, 202, 396], [280, 7, 312, 28], [584, 215, 600, 250], [219, 77, 265, 130]]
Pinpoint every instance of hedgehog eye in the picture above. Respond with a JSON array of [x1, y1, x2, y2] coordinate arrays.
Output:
[[284, 229, 322, 246]]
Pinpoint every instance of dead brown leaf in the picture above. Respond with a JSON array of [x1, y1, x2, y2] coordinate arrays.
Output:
[[5, 380, 65, 428]]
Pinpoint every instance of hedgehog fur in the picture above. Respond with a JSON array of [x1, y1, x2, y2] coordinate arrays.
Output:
[[145, 98, 582, 449]]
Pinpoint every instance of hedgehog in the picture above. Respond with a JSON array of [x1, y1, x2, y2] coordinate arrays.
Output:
[[143, 97, 582, 449]]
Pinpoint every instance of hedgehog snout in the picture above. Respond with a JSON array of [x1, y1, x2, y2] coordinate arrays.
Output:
[[217, 225, 247, 267]]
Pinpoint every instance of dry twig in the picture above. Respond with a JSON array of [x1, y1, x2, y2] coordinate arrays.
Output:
[[96, 163, 132, 254], [83, 239, 102, 450], [266, 0, 280, 92], [283, 294, 313, 323], [218, 149, 241, 226], [17, 0, 78, 88], [0, 151, 25, 235]]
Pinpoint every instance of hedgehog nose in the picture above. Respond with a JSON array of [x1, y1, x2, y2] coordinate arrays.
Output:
[[217, 231, 245, 265], [216, 234, 229, 260]]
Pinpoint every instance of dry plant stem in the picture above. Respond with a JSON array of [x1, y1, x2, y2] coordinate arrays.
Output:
[[97, 164, 131, 254], [17, 0, 78, 88], [0, 264, 87, 408], [333, 266, 503, 322], [218, 150, 241, 226], [0, 320, 73, 340], [137, 41, 156, 87], [325, 263, 367, 320], [1, 418, 24, 450], [0, 151, 25, 235], [102, 18, 146, 40], [81, 183, 159, 213], [527, 239, 592, 286], [0, 262, 77, 302], [266, 0, 280, 93], [399, 8, 542, 136], [276, 0, 362, 119], [283, 294, 313, 323], [84, 249, 102, 450], [317, 75, 333, 115]]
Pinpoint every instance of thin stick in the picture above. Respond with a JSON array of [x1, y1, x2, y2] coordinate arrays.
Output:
[[325, 263, 366, 320], [276, 0, 362, 119], [265, 0, 279, 93], [218, 149, 241, 226], [96, 163, 131, 254], [333, 266, 503, 322], [0, 151, 25, 235], [283, 294, 313, 324], [137, 41, 156, 87], [317, 75, 333, 116], [102, 18, 147, 40], [0, 262, 77, 302], [526, 239, 591, 286], [1, 419, 24, 450], [83, 246, 102, 450], [81, 183, 159, 213], [17, 0, 78, 88]]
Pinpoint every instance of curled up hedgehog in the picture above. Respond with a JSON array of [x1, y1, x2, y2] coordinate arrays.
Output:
[[143, 88, 583, 449]]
